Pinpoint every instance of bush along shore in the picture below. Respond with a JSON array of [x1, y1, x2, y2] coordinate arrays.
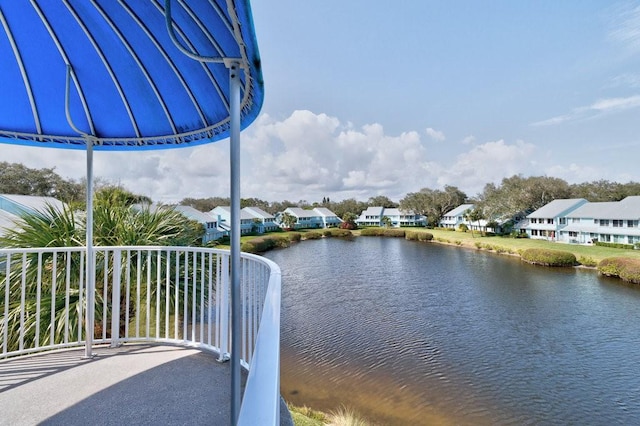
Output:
[[237, 227, 640, 286]]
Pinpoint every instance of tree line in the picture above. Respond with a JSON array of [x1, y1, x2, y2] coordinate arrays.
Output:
[[3, 162, 639, 228]]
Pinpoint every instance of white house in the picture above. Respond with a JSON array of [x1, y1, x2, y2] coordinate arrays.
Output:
[[313, 207, 342, 228], [559, 196, 640, 245], [356, 206, 426, 228], [211, 206, 256, 235], [522, 198, 589, 241], [521, 196, 640, 246], [278, 207, 322, 229], [243, 207, 279, 233], [173, 205, 225, 243], [440, 204, 474, 229]]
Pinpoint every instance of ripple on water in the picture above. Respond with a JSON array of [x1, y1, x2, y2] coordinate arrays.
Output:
[[267, 238, 640, 425]]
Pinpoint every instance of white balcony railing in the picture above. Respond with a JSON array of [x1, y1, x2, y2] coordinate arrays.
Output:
[[0, 245, 281, 424]]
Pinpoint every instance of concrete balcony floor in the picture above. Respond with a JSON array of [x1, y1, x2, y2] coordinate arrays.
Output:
[[0, 344, 245, 425]]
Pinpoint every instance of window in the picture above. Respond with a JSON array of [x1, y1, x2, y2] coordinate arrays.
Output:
[[613, 220, 624, 227], [628, 220, 639, 228], [599, 220, 609, 227], [547, 218, 554, 224], [559, 218, 566, 225], [572, 218, 580, 223], [569, 231, 578, 237], [601, 234, 611, 242], [531, 218, 537, 224]]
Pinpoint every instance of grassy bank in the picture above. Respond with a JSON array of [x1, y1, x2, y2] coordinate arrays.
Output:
[[421, 228, 640, 264]]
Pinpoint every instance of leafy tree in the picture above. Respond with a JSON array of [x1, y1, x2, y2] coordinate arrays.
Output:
[[400, 185, 467, 227], [569, 180, 640, 202], [381, 216, 392, 228], [464, 207, 485, 238], [180, 197, 230, 212], [280, 212, 297, 230], [0, 161, 84, 203], [341, 212, 358, 230], [367, 196, 398, 208], [476, 175, 571, 221]]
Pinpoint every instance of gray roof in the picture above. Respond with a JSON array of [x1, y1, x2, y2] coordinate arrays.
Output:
[[0, 194, 65, 213], [212, 206, 255, 220], [285, 207, 319, 218], [567, 196, 640, 220], [527, 199, 587, 218], [359, 207, 384, 217], [243, 207, 275, 220], [443, 204, 474, 217], [174, 205, 216, 224], [312, 207, 339, 217]]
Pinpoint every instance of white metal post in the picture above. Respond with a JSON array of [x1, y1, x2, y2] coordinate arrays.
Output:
[[84, 137, 95, 358], [228, 59, 242, 426]]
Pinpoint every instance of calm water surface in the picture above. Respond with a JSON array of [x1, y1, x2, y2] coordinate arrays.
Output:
[[265, 237, 640, 425]]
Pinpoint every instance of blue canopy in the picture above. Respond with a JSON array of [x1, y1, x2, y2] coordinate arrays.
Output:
[[0, 0, 263, 150]]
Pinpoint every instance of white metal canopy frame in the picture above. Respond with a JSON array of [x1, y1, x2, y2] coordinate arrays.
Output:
[[0, 0, 264, 424]]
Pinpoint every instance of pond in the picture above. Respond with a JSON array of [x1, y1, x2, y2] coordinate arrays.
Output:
[[265, 237, 640, 425]]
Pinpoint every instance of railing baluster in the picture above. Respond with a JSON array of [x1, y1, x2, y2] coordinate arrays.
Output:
[[35, 252, 42, 348], [2, 253, 11, 356], [156, 251, 161, 339], [50, 251, 57, 347], [19, 253, 26, 352], [146, 250, 151, 338], [111, 249, 121, 347]]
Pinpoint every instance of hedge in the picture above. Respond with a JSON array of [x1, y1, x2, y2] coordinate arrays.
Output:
[[304, 231, 322, 240], [520, 248, 576, 267], [595, 241, 635, 250], [598, 257, 640, 284], [405, 231, 434, 242], [325, 228, 353, 238]]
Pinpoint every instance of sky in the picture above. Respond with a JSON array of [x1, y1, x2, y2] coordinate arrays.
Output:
[[3, 1, 640, 204]]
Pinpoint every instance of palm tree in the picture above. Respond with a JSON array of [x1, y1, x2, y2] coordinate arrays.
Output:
[[381, 216, 392, 228], [0, 188, 204, 352]]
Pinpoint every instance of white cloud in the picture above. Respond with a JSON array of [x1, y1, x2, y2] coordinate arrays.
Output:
[[435, 140, 537, 195], [609, 3, 640, 54], [461, 135, 476, 145], [425, 127, 446, 142], [531, 95, 640, 126]]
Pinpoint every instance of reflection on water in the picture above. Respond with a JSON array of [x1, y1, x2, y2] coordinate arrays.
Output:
[[265, 237, 640, 425]]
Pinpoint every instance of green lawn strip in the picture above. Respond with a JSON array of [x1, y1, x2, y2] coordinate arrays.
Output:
[[425, 228, 640, 263]]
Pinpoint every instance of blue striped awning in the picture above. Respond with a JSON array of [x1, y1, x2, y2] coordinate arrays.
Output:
[[0, 0, 263, 150]]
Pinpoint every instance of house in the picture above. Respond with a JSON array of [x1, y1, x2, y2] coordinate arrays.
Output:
[[211, 206, 256, 235], [521, 196, 640, 246], [173, 205, 226, 243], [243, 207, 279, 233], [440, 204, 474, 229], [356, 206, 385, 227], [312, 207, 342, 228], [356, 206, 426, 228], [275, 207, 341, 229], [522, 198, 589, 241], [559, 196, 640, 245]]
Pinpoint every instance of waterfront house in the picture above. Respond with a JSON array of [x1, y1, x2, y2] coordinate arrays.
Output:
[[440, 204, 474, 229], [243, 207, 279, 233], [522, 198, 588, 241], [521, 196, 640, 246], [173, 205, 226, 243], [356, 206, 426, 227], [211, 206, 256, 235], [313, 207, 343, 228], [559, 196, 640, 245], [278, 207, 322, 229]]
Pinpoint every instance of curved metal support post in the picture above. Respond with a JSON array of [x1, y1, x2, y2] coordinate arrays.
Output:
[[164, 0, 237, 64]]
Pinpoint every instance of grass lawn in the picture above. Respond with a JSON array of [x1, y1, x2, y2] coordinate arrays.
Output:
[[421, 228, 640, 264]]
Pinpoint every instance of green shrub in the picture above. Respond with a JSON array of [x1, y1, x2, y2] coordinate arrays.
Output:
[[595, 241, 635, 250], [322, 230, 332, 237], [457, 224, 468, 232], [304, 231, 322, 240], [405, 231, 418, 240], [360, 228, 383, 236], [326, 228, 352, 238], [383, 229, 405, 238], [521, 248, 576, 267], [446, 227, 455, 232], [418, 232, 433, 241], [598, 257, 640, 284], [288, 232, 302, 242], [578, 256, 598, 267], [474, 241, 482, 249], [455, 240, 462, 245]]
